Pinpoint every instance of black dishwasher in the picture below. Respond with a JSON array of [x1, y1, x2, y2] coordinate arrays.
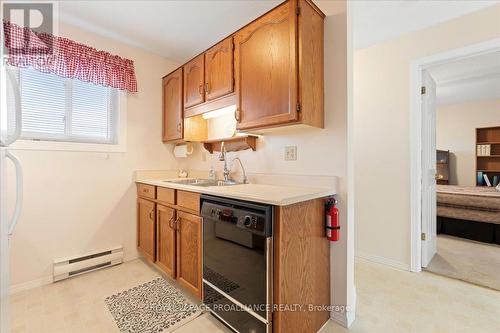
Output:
[[201, 194, 273, 333]]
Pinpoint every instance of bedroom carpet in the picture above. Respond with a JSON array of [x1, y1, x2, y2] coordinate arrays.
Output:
[[426, 235, 500, 291]]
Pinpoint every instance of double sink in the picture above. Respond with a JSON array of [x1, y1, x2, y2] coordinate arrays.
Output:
[[163, 178, 239, 187]]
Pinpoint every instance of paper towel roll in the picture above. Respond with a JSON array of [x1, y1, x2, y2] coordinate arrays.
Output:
[[173, 143, 193, 158]]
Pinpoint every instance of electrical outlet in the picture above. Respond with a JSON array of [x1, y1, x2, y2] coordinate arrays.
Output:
[[284, 146, 297, 161]]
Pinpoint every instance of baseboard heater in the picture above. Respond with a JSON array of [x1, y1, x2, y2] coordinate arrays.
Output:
[[53, 246, 123, 282]]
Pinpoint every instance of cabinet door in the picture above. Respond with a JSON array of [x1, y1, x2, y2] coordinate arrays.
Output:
[[176, 211, 202, 298], [162, 68, 183, 142], [137, 198, 156, 262], [156, 204, 176, 278], [183, 55, 205, 108], [234, 1, 298, 130], [205, 37, 234, 101]]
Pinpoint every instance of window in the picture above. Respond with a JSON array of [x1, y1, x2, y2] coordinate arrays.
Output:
[[8, 67, 119, 145]]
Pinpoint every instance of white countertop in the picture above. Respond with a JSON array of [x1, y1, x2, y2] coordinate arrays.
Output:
[[136, 178, 335, 206]]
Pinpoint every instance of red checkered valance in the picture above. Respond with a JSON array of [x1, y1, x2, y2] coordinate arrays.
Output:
[[3, 20, 138, 92]]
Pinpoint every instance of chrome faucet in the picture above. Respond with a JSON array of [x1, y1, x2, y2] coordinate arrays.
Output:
[[231, 157, 248, 184], [219, 142, 230, 182], [218, 143, 248, 184]]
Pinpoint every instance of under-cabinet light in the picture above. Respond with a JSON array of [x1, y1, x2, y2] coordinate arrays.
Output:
[[202, 105, 237, 120]]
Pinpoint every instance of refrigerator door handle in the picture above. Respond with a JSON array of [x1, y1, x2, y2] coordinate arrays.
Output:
[[0, 67, 22, 147], [6, 152, 23, 236]]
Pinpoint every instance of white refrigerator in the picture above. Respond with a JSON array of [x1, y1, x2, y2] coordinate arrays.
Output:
[[0, 46, 24, 333]]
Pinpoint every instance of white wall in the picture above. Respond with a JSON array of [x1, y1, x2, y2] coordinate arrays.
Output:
[[437, 99, 500, 186], [6, 3, 355, 327], [7, 23, 179, 288], [354, 5, 500, 268], [178, 1, 354, 325]]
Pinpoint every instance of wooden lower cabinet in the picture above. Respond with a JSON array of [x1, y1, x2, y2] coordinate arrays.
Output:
[[137, 185, 202, 299], [176, 211, 202, 298], [137, 183, 330, 329], [273, 198, 330, 333], [137, 198, 156, 262], [156, 204, 176, 278]]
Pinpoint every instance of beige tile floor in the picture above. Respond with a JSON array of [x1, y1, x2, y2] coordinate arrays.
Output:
[[10, 258, 500, 333], [10, 259, 223, 333], [426, 235, 500, 291]]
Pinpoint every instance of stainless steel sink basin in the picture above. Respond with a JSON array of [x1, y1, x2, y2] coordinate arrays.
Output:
[[163, 178, 208, 185], [163, 179, 239, 187], [193, 180, 239, 187]]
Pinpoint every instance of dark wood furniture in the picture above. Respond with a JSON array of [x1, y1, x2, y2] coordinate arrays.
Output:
[[436, 150, 449, 185], [476, 126, 500, 186]]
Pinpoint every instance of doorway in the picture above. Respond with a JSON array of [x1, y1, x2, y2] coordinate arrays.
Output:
[[409, 38, 500, 281]]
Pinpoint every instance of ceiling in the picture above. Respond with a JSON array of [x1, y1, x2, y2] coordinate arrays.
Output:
[[58, 1, 281, 62], [352, 0, 499, 49], [427, 51, 500, 106], [58, 1, 500, 62]]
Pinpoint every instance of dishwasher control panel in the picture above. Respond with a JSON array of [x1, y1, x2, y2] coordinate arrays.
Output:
[[201, 196, 273, 237]]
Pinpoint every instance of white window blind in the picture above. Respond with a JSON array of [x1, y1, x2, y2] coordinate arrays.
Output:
[[9, 67, 119, 144]]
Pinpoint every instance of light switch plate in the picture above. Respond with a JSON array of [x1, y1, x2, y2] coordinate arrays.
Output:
[[285, 146, 297, 161]]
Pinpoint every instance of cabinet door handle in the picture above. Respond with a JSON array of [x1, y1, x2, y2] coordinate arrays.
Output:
[[174, 217, 180, 230], [205, 82, 209, 93], [149, 209, 154, 221], [199, 84, 203, 95], [168, 215, 175, 229], [234, 109, 241, 122]]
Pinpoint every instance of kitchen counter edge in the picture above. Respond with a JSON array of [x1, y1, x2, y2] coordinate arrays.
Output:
[[136, 179, 335, 206]]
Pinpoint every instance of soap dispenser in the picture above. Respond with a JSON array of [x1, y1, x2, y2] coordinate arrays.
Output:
[[208, 165, 216, 180]]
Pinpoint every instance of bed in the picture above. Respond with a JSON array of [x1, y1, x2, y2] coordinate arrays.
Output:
[[436, 185, 500, 244]]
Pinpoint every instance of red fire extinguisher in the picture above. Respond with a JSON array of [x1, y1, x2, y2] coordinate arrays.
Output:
[[326, 198, 340, 242]]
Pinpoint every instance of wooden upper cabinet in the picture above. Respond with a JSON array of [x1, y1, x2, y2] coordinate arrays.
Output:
[[234, 1, 298, 130], [156, 204, 176, 278], [163, 0, 324, 135], [162, 68, 183, 142], [176, 211, 202, 298], [183, 55, 205, 108], [205, 37, 234, 101], [137, 198, 156, 262]]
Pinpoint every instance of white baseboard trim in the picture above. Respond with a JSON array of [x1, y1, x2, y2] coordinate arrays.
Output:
[[331, 309, 356, 329], [10, 275, 53, 295], [329, 284, 356, 329], [347, 284, 356, 327], [331, 312, 347, 328], [356, 252, 410, 271]]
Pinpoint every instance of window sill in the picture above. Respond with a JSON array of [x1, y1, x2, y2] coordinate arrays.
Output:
[[9, 139, 126, 153]]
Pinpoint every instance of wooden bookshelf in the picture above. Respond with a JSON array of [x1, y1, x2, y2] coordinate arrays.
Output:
[[476, 126, 500, 186]]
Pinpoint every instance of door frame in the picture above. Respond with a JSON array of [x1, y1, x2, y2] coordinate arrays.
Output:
[[409, 38, 500, 272]]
